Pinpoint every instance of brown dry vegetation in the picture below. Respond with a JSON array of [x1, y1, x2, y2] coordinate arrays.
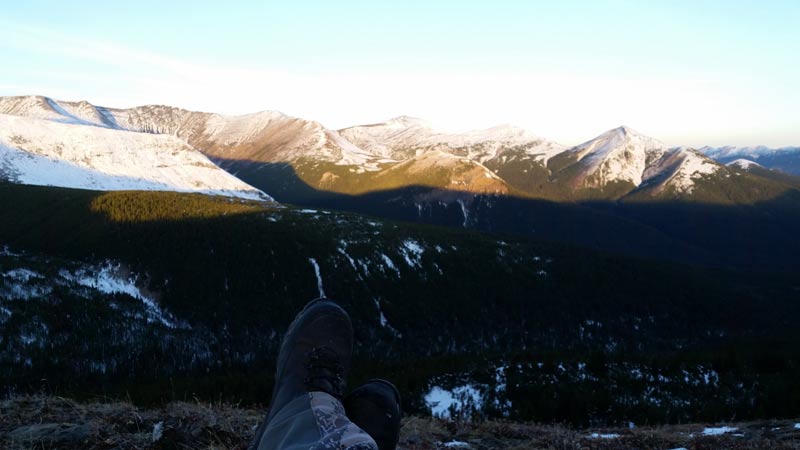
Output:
[[2, 395, 799, 450]]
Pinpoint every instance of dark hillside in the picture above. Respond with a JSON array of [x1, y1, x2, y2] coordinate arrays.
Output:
[[1, 183, 799, 425]]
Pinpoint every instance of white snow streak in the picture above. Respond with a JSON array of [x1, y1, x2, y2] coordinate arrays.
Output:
[[379, 253, 399, 275], [372, 298, 401, 337], [456, 199, 469, 227], [152, 422, 164, 442], [337, 243, 359, 274], [309, 258, 326, 297]]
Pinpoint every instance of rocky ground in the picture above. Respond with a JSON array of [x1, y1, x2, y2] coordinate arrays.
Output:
[[1, 395, 799, 450]]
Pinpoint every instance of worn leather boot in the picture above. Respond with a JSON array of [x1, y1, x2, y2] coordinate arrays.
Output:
[[249, 298, 353, 449], [343, 379, 402, 450]]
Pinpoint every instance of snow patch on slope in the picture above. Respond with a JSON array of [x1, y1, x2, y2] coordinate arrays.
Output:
[[642, 149, 721, 194], [701, 426, 738, 436], [677, 151, 719, 181], [2, 268, 44, 283], [425, 384, 483, 418], [379, 253, 400, 275], [1, 268, 52, 300], [0, 114, 270, 200], [58, 262, 183, 329], [399, 240, 424, 267], [442, 441, 471, 448]]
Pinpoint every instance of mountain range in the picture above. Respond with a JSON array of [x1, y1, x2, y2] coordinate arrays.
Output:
[[2, 95, 800, 270], [702, 145, 800, 175], [2, 95, 798, 202]]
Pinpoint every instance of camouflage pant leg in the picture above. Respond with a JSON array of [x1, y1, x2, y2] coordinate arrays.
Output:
[[257, 391, 378, 450]]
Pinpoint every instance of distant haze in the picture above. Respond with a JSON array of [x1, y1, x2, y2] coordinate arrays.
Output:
[[1, 1, 799, 147]]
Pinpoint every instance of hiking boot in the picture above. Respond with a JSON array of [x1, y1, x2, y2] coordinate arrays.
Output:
[[343, 379, 402, 450], [249, 298, 353, 449]]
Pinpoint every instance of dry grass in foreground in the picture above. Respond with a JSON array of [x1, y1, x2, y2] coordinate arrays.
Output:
[[1, 395, 798, 450]]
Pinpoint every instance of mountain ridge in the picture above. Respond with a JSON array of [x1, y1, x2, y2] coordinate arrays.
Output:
[[701, 145, 800, 176], [2, 94, 799, 220]]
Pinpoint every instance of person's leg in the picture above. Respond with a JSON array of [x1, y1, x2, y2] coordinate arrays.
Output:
[[257, 391, 376, 450], [249, 299, 377, 450]]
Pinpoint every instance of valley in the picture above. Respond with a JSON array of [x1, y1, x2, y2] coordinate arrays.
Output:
[[1, 183, 799, 425]]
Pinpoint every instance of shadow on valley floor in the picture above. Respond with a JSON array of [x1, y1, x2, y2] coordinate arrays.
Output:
[[214, 159, 800, 272], [2, 181, 800, 424]]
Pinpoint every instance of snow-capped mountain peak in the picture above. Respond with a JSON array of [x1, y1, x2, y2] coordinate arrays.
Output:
[[612, 125, 645, 137], [727, 158, 762, 170], [567, 126, 667, 187], [575, 126, 665, 154]]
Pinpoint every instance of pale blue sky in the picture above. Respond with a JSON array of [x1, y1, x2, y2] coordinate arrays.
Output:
[[1, 0, 798, 146]]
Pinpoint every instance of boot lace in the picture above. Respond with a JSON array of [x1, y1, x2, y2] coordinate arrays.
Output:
[[304, 346, 345, 398]]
